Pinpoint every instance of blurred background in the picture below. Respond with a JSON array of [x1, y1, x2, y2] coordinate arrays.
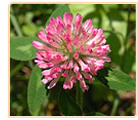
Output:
[[10, 4, 136, 116]]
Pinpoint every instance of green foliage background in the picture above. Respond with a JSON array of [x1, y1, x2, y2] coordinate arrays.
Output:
[[10, 4, 136, 116]]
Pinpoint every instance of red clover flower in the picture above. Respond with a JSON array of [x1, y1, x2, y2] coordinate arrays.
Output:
[[33, 13, 111, 91]]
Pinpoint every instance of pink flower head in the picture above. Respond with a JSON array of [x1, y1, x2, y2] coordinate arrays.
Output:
[[33, 12, 111, 91]]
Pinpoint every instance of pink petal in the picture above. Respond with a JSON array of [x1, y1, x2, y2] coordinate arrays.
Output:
[[32, 40, 53, 51], [67, 59, 73, 69], [74, 14, 82, 35], [38, 30, 51, 44], [73, 51, 79, 60], [63, 76, 73, 90], [42, 78, 51, 84], [47, 75, 60, 89], [80, 79, 89, 92], [63, 13, 73, 26], [73, 63, 80, 73], [61, 70, 68, 77], [82, 72, 92, 80], [78, 59, 90, 72], [34, 60, 53, 69], [76, 72, 82, 80], [84, 19, 92, 31]]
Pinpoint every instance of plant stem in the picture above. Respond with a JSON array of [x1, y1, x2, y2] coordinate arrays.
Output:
[[110, 98, 119, 116], [76, 81, 83, 109]]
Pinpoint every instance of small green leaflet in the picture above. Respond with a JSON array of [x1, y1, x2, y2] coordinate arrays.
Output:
[[10, 37, 39, 61], [106, 69, 136, 91], [27, 65, 46, 115]]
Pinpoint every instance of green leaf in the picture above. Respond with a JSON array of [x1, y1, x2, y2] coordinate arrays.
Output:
[[106, 69, 136, 91], [10, 37, 39, 61], [27, 65, 46, 115], [46, 5, 71, 25], [85, 112, 106, 116], [59, 89, 82, 116]]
